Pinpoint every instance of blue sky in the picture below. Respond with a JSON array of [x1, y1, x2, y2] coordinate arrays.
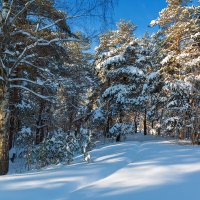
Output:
[[113, 0, 167, 36], [113, 0, 199, 37], [55, 0, 199, 38], [55, 0, 167, 36]]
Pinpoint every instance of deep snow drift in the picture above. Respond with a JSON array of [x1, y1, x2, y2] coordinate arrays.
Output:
[[1, 135, 200, 200]]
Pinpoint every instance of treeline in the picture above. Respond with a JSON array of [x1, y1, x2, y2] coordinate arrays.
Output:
[[0, 0, 199, 175]]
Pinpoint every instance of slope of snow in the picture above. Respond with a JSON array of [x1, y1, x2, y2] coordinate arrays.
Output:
[[1, 136, 200, 200]]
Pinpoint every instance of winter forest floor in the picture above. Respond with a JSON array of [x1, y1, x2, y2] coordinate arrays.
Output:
[[1, 134, 200, 200]]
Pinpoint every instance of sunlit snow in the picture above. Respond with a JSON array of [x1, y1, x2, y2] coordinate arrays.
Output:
[[1, 135, 200, 200]]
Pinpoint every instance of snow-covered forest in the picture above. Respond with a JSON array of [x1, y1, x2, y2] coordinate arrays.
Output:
[[0, 0, 200, 199]]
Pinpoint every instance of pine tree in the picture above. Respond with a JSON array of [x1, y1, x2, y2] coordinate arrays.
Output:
[[94, 21, 136, 140], [0, 0, 74, 175], [151, 0, 200, 139]]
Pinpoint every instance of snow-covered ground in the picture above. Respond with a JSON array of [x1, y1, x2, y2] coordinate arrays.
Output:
[[1, 135, 200, 200]]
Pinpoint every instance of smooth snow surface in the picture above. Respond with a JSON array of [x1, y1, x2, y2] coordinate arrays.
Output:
[[1, 135, 200, 200]]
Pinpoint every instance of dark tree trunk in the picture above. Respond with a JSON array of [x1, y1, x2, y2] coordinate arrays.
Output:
[[134, 113, 137, 134], [105, 115, 111, 138], [36, 100, 45, 144], [116, 105, 123, 142], [0, 91, 10, 175], [9, 108, 20, 150], [144, 109, 147, 135], [9, 80, 21, 150], [105, 96, 111, 139], [116, 134, 121, 142], [151, 120, 154, 129]]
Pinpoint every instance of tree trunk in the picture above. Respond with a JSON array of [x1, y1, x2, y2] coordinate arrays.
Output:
[[116, 105, 123, 142], [9, 108, 19, 150], [9, 89, 21, 150], [105, 115, 111, 138], [144, 109, 147, 135], [105, 97, 111, 140], [36, 100, 45, 145], [9, 67, 22, 150], [0, 92, 10, 175], [134, 113, 137, 134]]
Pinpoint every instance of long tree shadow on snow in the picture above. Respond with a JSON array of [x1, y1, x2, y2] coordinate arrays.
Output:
[[66, 141, 200, 200], [0, 142, 141, 200]]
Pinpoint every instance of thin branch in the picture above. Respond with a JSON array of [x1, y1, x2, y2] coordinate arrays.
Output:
[[38, 19, 63, 31], [10, 41, 38, 74], [0, 76, 5, 81], [9, 78, 46, 86], [11, 0, 35, 25], [0, 58, 7, 71], [19, 61, 55, 77], [10, 84, 52, 102], [36, 37, 80, 46], [0, 58, 8, 81], [4, 0, 15, 24]]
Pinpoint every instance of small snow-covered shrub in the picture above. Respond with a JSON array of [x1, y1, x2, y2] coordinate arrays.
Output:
[[149, 129, 157, 136], [33, 127, 94, 168], [14, 127, 94, 170], [16, 127, 33, 147], [34, 129, 80, 168], [15, 127, 35, 170], [163, 117, 181, 137], [109, 123, 134, 141], [79, 127, 93, 162], [92, 108, 106, 123]]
